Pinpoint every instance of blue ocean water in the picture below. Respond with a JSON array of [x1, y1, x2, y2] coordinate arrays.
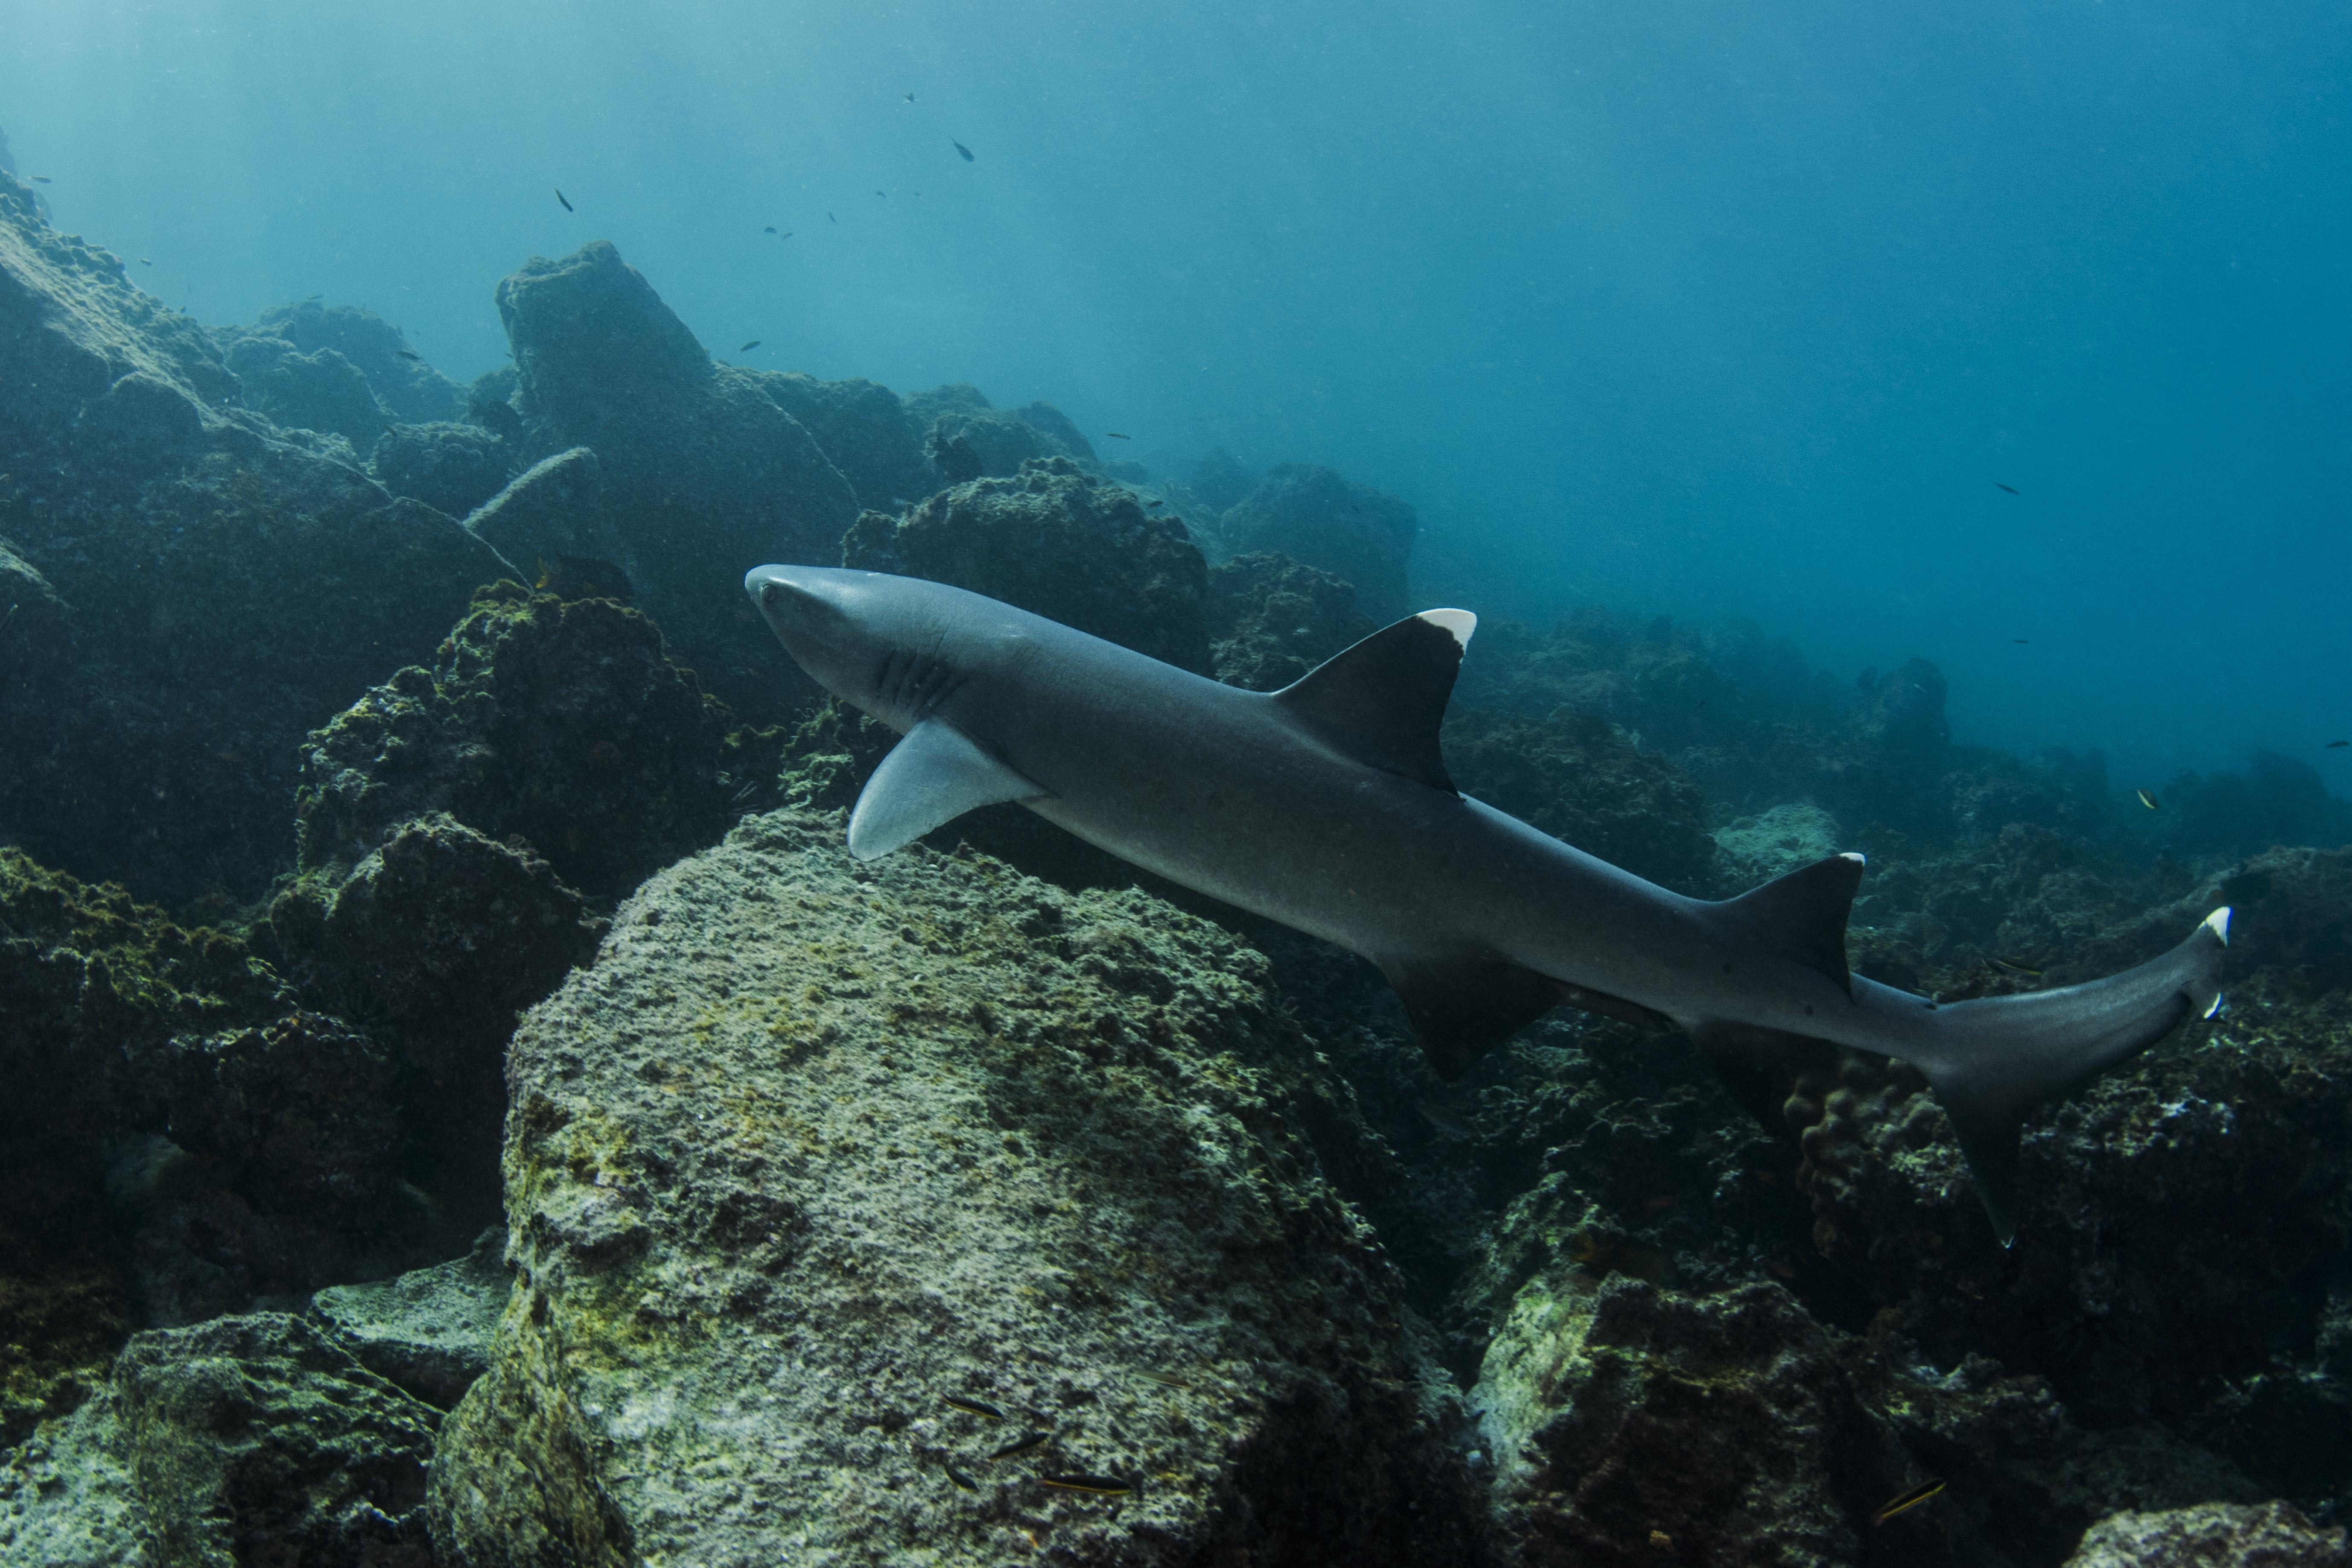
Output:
[[2, 0, 2344, 790]]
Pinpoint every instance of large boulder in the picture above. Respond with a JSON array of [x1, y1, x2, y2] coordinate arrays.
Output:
[[461, 444, 629, 587], [220, 298, 467, 426], [2063, 1501, 2349, 1567], [844, 456, 1210, 673], [1205, 550, 1376, 692], [495, 240, 858, 718], [1220, 463, 1417, 622], [426, 812, 1483, 1565], [218, 333, 391, 449]]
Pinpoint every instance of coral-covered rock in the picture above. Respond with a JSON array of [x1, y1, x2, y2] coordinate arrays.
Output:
[[219, 333, 391, 448], [460, 444, 628, 590], [371, 418, 512, 519], [427, 812, 1482, 1566], [1205, 550, 1376, 692], [290, 581, 744, 899], [1444, 706, 1717, 893], [1220, 463, 1417, 622], [844, 456, 1211, 673], [221, 297, 467, 426], [2063, 1501, 2349, 1567], [495, 240, 857, 718], [758, 370, 930, 511], [0, 1395, 143, 1568]]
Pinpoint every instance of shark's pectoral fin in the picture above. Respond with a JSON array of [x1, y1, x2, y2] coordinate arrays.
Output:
[[1273, 609, 1476, 792], [1711, 852, 1866, 997], [1378, 952, 1559, 1078], [847, 717, 1049, 860]]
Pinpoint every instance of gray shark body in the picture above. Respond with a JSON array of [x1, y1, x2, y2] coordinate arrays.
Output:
[[747, 565, 2229, 1241]]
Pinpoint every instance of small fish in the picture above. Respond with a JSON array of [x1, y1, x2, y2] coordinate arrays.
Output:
[[954, 141, 974, 161], [2011, 638, 2029, 644], [1104, 432, 1132, 440], [1649, 1530, 1674, 1550], [905, 92, 916, 102], [829, 211, 837, 222], [875, 190, 886, 197], [2136, 788, 2160, 811], [1990, 956, 2044, 977], [739, 339, 762, 353], [1135, 1371, 1193, 1390], [989, 1429, 1050, 1460], [30, 176, 52, 184], [535, 557, 554, 590], [1994, 482, 2019, 495], [2, 604, 17, 631], [943, 1396, 1007, 1421], [139, 258, 153, 266], [554, 187, 574, 212], [1145, 500, 1164, 509], [1415, 1098, 1472, 1139], [2329, 740, 2349, 749], [764, 225, 777, 234], [1040, 1474, 1133, 1496], [945, 1464, 980, 1491], [395, 349, 423, 362], [1872, 1477, 1946, 1525]]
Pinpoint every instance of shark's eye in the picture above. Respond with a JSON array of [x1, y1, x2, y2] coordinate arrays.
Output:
[[762, 583, 780, 607]]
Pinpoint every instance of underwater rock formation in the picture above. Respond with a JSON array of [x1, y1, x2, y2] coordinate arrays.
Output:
[[219, 298, 467, 427], [1205, 549, 1377, 691], [459, 444, 629, 590], [844, 456, 1211, 673], [757, 370, 931, 513], [217, 332, 391, 449], [1444, 705, 1718, 893], [0, 848, 451, 1444], [288, 580, 745, 900], [2061, 1501, 2348, 1567], [428, 812, 1482, 1565], [1219, 462, 1418, 622], [311, 1226, 511, 1410], [370, 418, 513, 520], [494, 239, 857, 718]]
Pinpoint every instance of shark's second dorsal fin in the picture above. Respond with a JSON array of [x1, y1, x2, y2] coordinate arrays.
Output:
[[1711, 853, 1865, 997], [1273, 610, 1476, 792], [848, 717, 1048, 860]]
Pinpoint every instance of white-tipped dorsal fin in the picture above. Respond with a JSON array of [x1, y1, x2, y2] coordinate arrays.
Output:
[[1416, 608, 1477, 648], [1272, 611, 1472, 792], [847, 718, 1049, 860]]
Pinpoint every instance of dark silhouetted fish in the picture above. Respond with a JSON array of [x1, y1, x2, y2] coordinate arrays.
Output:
[[1104, 432, 1131, 440], [875, 190, 886, 196], [1872, 1477, 1946, 1525], [2329, 740, 2349, 748], [555, 187, 573, 211], [1995, 482, 2019, 495], [989, 1430, 1050, 1460], [30, 176, 51, 184], [1040, 1474, 1133, 1495], [139, 258, 152, 265], [954, 141, 974, 161], [764, 225, 777, 234], [943, 1396, 1006, 1421], [944, 1464, 979, 1491], [1145, 500, 1164, 509], [905, 92, 916, 101], [395, 349, 423, 362], [829, 211, 837, 222], [2012, 638, 2029, 644], [2136, 788, 2160, 811], [739, 339, 762, 353]]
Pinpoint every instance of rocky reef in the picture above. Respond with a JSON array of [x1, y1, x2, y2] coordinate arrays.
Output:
[[4, 155, 2351, 1567]]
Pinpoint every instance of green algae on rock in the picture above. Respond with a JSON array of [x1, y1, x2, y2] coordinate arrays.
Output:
[[429, 811, 1482, 1565]]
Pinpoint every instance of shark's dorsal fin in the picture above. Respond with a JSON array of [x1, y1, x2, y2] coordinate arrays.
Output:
[[1378, 950, 1558, 1078], [1711, 853, 1865, 997], [848, 717, 1048, 860], [1273, 610, 1476, 793]]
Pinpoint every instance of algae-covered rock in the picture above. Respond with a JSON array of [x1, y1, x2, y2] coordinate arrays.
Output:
[[495, 240, 857, 718], [290, 582, 742, 899], [268, 813, 607, 1226], [1479, 1276, 1914, 1567], [757, 370, 930, 512], [312, 1227, 512, 1410], [461, 444, 630, 592], [372, 418, 513, 519], [114, 1311, 438, 1567], [428, 811, 1480, 1566], [218, 297, 467, 427], [844, 456, 1211, 673], [2062, 1501, 2349, 1567], [0, 1396, 147, 1568], [1205, 549, 1376, 692], [1219, 463, 1417, 623], [1444, 705, 1718, 894]]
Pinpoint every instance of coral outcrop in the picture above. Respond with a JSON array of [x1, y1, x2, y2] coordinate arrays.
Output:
[[1204, 549, 1377, 692], [371, 419, 513, 520], [1219, 462, 1418, 622]]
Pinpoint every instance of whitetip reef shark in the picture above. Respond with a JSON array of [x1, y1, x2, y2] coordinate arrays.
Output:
[[746, 565, 2229, 1243]]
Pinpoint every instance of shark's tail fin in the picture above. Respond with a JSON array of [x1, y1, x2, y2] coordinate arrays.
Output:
[[1911, 908, 2230, 1243]]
